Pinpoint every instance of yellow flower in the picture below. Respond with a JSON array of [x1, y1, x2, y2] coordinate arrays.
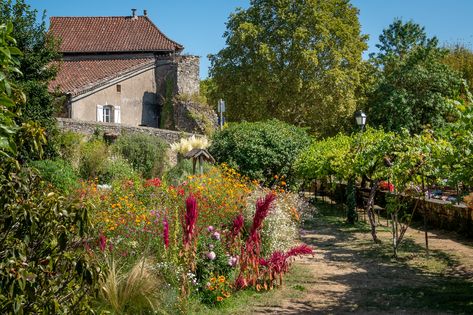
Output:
[[210, 277, 216, 283], [218, 276, 225, 283], [223, 291, 231, 298]]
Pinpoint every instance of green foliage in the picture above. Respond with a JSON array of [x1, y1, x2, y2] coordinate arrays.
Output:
[[102, 156, 139, 184], [112, 133, 168, 179], [0, 169, 97, 314], [0, 0, 61, 160], [443, 44, 473, 93], [209, 0, 368, 136], [79, 139, 109, 180], [295, 133, 352, 180], [54, 131, 85, 169], [367, 19, 466, 134], [0, 21, 22, 162], [200, 78, 220, 108], [209, 119, 310, 184], [29, 159, 79, 193]]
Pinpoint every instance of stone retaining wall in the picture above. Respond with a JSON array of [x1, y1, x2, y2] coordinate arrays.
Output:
[[57, 118, 195, 144]]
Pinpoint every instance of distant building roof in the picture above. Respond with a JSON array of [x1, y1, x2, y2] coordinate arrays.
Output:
[[49, 16, 183, 53], [49, 57, 155, 95]]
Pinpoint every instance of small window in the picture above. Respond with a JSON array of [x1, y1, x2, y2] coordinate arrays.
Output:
[[103, 105, 114, 123], [116, 84, 121, 92]]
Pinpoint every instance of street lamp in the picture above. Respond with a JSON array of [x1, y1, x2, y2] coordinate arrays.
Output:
[[355, 110, 367, 130]]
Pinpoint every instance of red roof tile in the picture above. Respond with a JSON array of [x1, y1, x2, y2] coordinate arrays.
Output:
[[49, 57, 155, 95], [49, 16, 183, 53]]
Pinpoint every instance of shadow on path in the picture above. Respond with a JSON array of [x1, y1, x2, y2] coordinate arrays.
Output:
[[253, 203, 473, 315]]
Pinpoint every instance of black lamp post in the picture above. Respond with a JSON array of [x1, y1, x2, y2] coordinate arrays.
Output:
[[355, 110, 367, 130], [347, 110, 367, 224]]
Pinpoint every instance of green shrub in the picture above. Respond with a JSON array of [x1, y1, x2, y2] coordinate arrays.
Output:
[[79, 139, 109, 180], [0, 169, 98, 313], [209, 119, 311, 185], [29, 159, 79, 193], [101, 156, 139, 183], [54, 131, 85, 169], [112, 133, 168, 179]]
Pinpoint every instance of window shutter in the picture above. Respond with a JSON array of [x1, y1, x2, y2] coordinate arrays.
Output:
[[114, 105, 121, 124], [96, 105, 103, 122]]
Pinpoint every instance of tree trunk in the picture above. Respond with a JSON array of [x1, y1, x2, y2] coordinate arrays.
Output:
[[366, 180, 380, 243]]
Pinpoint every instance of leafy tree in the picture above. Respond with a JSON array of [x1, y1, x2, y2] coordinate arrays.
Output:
[[443, 44, 473, 93], [209, 119, 310, 185], [367, 19, 466, 134], [0, 0, 60, 160], [372, 19, 436, 64], [209, 0, 368, 136]]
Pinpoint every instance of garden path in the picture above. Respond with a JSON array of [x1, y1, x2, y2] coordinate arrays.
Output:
[[250, 205, 473, 314]]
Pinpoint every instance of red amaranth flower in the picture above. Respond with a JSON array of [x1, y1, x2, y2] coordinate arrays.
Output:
[[163, 217, 169, 248], [231, 214, 244, 238], [268, 251, 287, 273], [285, 244, 314, 258], [183, 194, 198, 246], [99, 233, 107, 252], [250, 193, 276, 236]]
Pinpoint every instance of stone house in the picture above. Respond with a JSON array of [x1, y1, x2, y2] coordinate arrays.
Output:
[[48, 9, 200, 128]]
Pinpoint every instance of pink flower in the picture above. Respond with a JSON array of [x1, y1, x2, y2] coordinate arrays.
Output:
[[207, 225, 215, 232], [206, 251, 216, 260], [228, 256, 238, 267], [212, 231, 221, 240]]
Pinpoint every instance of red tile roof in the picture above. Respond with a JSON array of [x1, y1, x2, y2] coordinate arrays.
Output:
[[49, 16, 183, 53], [49, 57, 155, 95]]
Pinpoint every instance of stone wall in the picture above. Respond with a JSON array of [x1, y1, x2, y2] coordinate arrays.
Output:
[[56, 118, 195, 144], [174, 100, 218, 135], [176, 55, 200, 96]]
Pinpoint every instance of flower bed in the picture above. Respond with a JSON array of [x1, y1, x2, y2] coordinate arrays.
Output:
[[77, 165, 314, 312]]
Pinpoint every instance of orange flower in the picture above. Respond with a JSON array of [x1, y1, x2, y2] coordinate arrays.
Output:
[[210, 277, 216, 283], [274, 175, 279, 179], [218, 276, 225, 283], [281, 181, 286, 186], [208, 286, 215, 291], [216, 296, 223, 302], [223, 291, 231, 298]]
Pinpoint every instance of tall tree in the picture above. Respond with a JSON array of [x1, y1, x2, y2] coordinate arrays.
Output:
[[209, 0, 367, 136], [367, 19, 466, 134], [0, 0, 60, 160], [443, 44, 473, 93]]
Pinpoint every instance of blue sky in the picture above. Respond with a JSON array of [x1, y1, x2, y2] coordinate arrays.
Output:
[[29, 0, 473, 79]]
